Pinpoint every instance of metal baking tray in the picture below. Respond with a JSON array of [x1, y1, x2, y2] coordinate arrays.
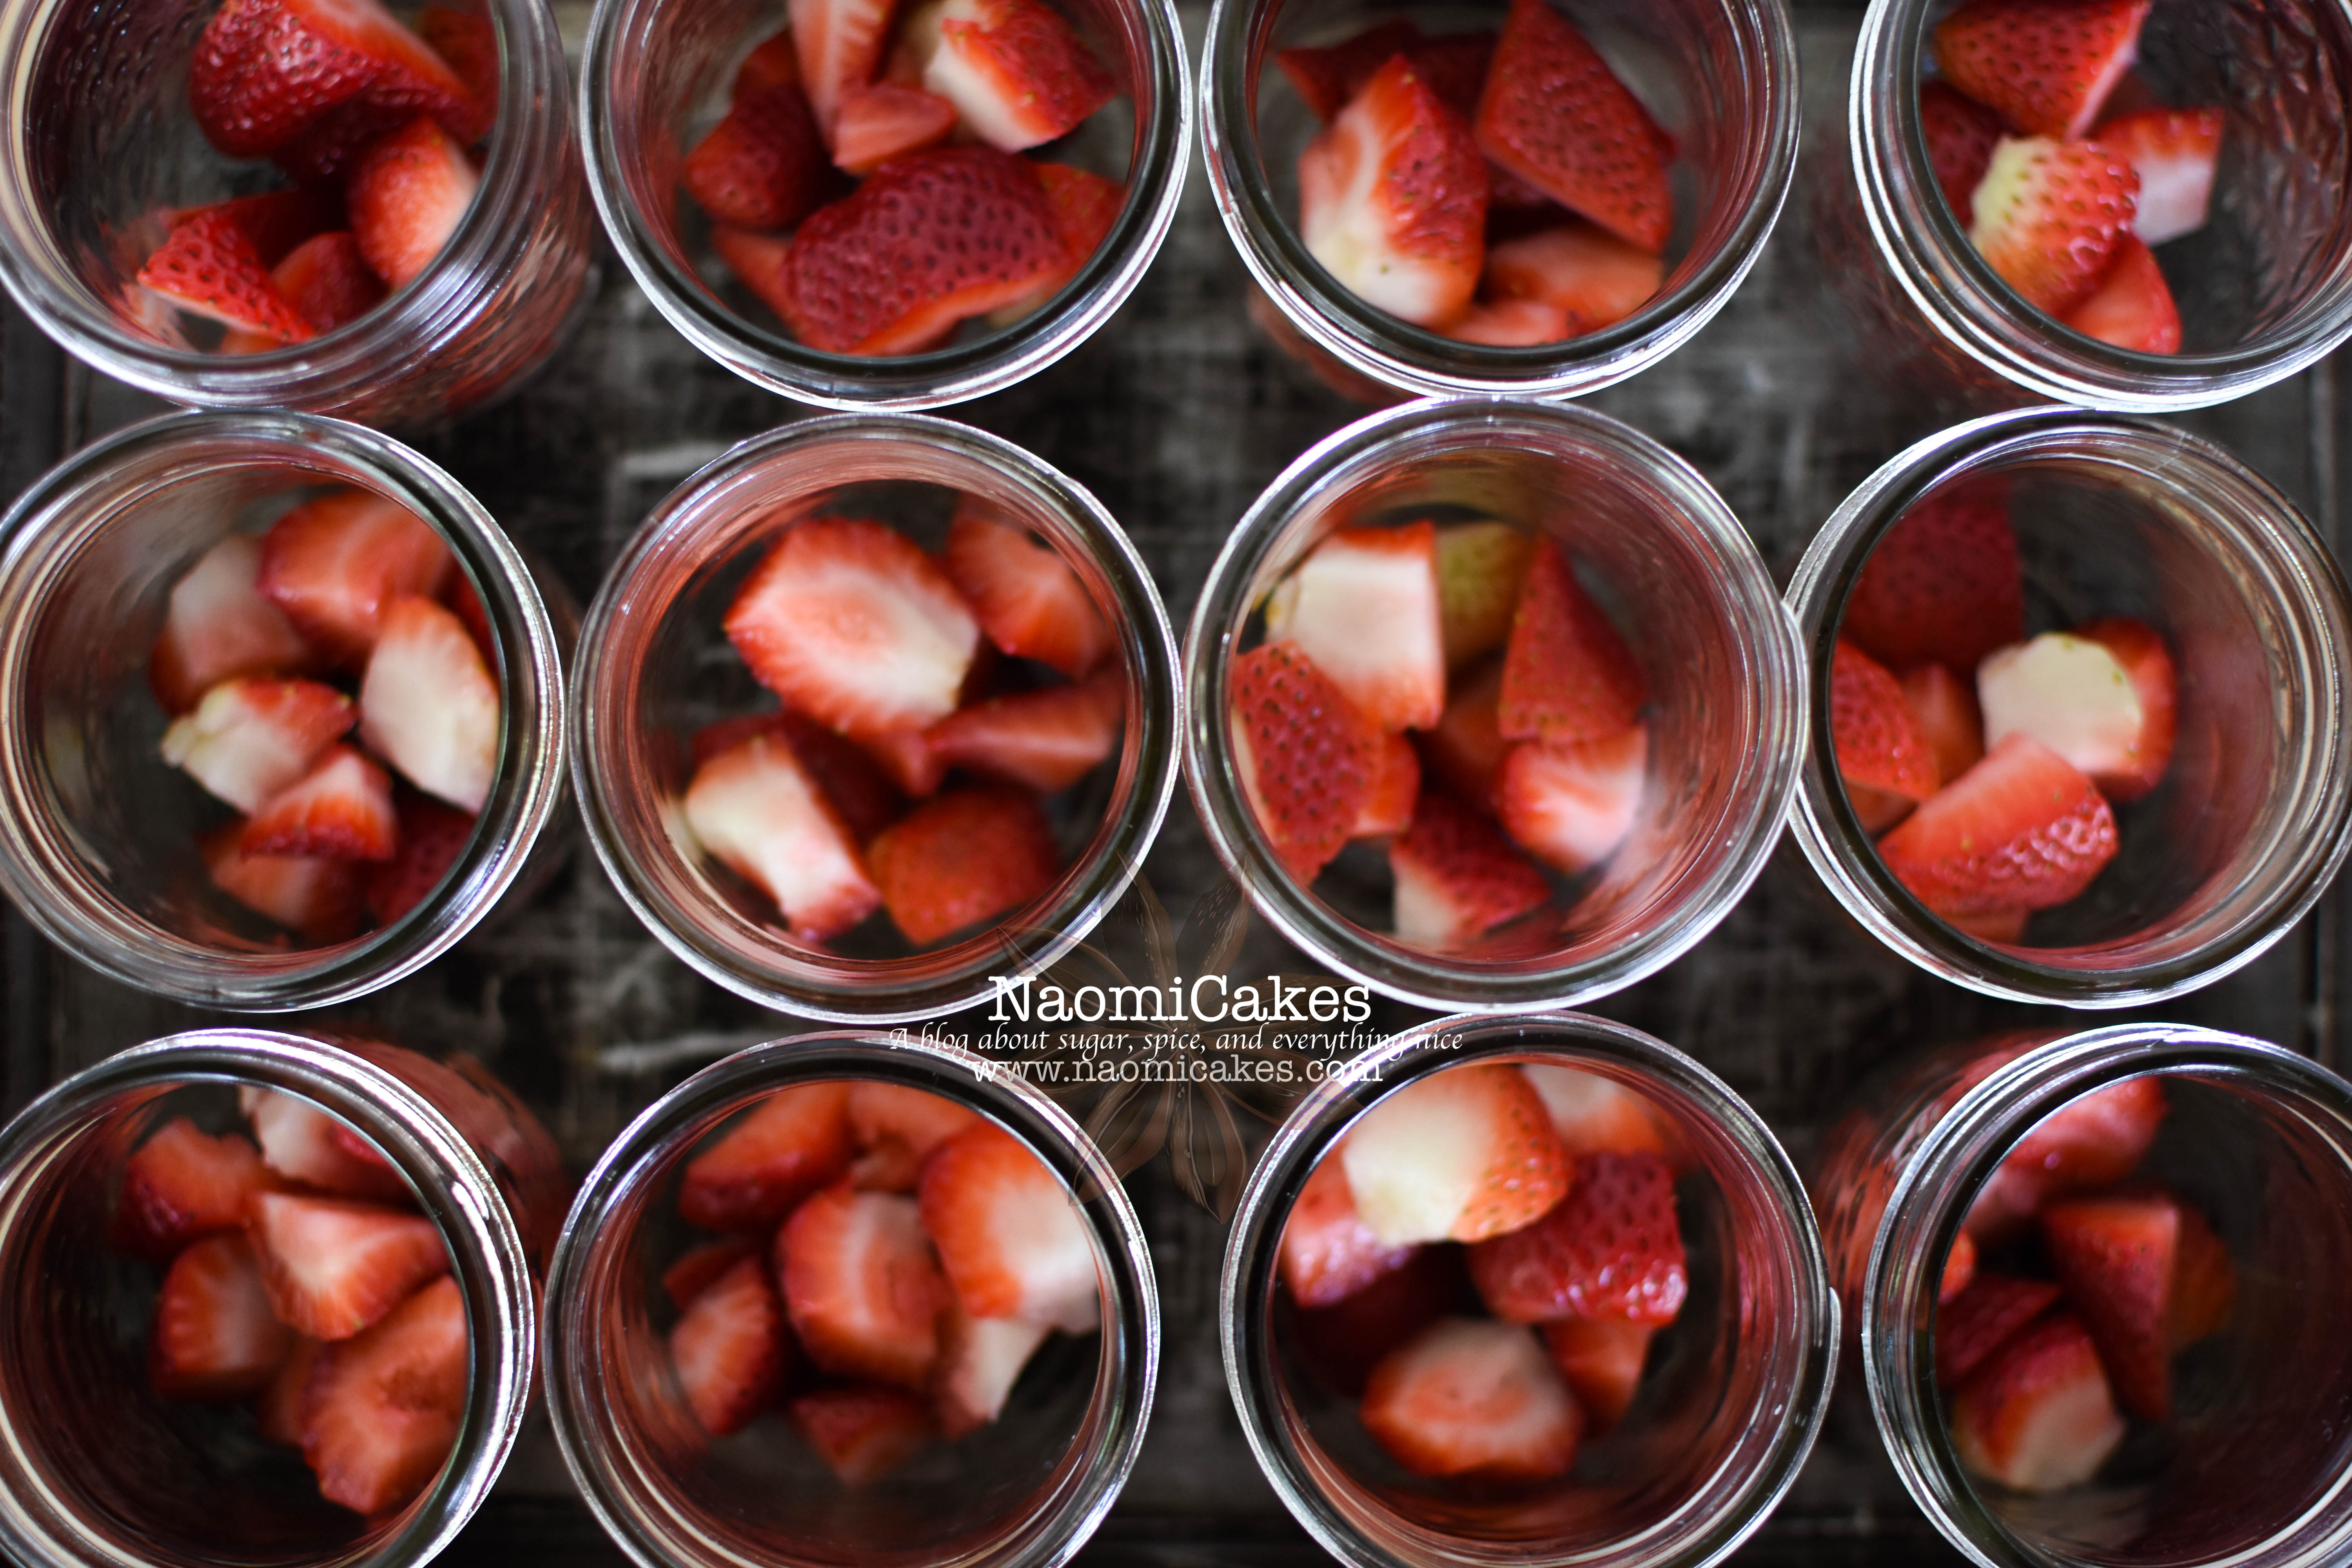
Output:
[[2, 2, 2341, 1559]]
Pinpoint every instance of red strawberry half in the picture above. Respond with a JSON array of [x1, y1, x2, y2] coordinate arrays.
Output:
[[1481, 221, 1664, 336], [1541, 1315, 1653, 1432], [1352, 730, 1421, 837], [1279, 1153, 1414, 1308], [1949, 1310, 2125, 1492], [923, 0, 1116, 152], [1467, 1151, 1687, 1325], [1359, 1317, 1581, 1479], [2061, 234, 2179, 353], [2094, 105, 2221, 244], [1967, 1073, 2167, 1240], [1419, 658, 1506, 809], [669, 1254, 789, 1436], [190, 0, 474, 159], [684, 82, 836, 230], [789, 1385, 933, 1481], [268, 231, 391, 334], [2040, 1190, 2233, 1420], [137, 207, 314, 344], [779, 1185, 948, 1388], [986, 160, 1127, 321], [204, 828, 365, 940], [831, 83, 960, 175], [150, 1231, 294, 1399], [115, 1118, 277, 1262], [1842, 482, 2023, 671], [1388, 789, 1552, 952], [240, 743, 397, 861], [1339, 1063, 1568, 1247], [1265, 522, 1446, 732], [865, 786, 1060, 947], [942, 501, 1112, 677], [1901, 662, 1984, 785], [1936, 1270, 2061, 1387], [684, 730, 883, 942], [926, 670, 1123, 792], [1876, 733, 2119, 916], [789, 0, 898, 132], [417, 2, 499, 138], [242, 1086, 412, 1200], [919, 1121, 1101, 1331], [149, 534, 316, 715], [1495, 724, 1646, 875], [935, 1302, 1050, 1437], [363, 793, 477, 925], [679, 1082, 855, 1233], [1968, 135, 2139, 316], [1474, 0, 1672, 252], [249, 1191, 449, 1340], [1934, 0, 2150, 140], [347, 115, 481, 291], [1920, 80, 2003, 227], [300, 1273, 468, 1515], [257, 488, 454, 662], [1277, 18, 1425, 122], [162, 676, 356, 815], [1831, 640, 1937, 831], [1497, 540, 1647, 745], [359, 596, 501, 813], [1230, 640, 1382, 883]]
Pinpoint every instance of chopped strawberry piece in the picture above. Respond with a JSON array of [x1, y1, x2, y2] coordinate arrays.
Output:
[[926, 670, 1123, 792], [1935, 0, 2149, 140], [940, 501, 1112, 677], [710, 225, 798, 325], [684, 729, 883, 941], [359, 596, 500, 813], [1482, 221, 1664, 334], [780, 1185, 948, 1387], [2061, 234, 2179, 353], [1231, 640, 1382, 881], [114, 1117, 276, 1262], [1941, 1229, 1978, 1302], [2168, 1203, 2235, 1348], [416, 3, 499, 138], [679, 1082, 855, 1232], [300, 1274, 468, 1515], [149, 1232, 294, 1399], [204, 826, 366, 939], [1950, 1310, 2125, 1492], [857, 724, 949, 798], [1939, 1270, 2063, 1388], [1901, 662, 1985, 785], [1277, 19, 1425, 121], [1468, 1151, 1686, 1325], [1417, 659, 1506, 809], [693, 711, 907, 843], [1968, 135, 2140, 316], [259, 1334, 323, 1445], [736, 25, 802, 94], [269, 231, 390, 334], [1360, 1317, 1581, 1479], [363, 793, 477, 924], [788, 1385, 933, 1480], [1389, 789, 1552, 951], [272, 98, 434, 185], [1540, 1315, 1652, 1432], [919, 1121, 1100, 1330], [1842, 483, 2024, 672], [661, 1237, 761, 1310], [866, 786, 1059, 946], [1291, 1244, 1476, 1397], [1495, 724, 1646, 874], [1978, 619, 2175, 801], [829, 83, 958, 174], [2093, 105, 2220, 244], [669, 1254, 789, 1436], [1280, 1153, 1415, 1308], [240, 744, 397, 861], [149, 535, 316, 715], [257, 488, 454, 662], [922, 0, 1116, 152], [249, 1191, 448, 1340], [137, 207, 315, 343], [935, 1301, 1049, 1436], [985, 160, 1127, 321], [190, 0, 474, 159], [1497, 541, 1646, 745], [789, 0, 899, 131], [1832, 640, 1937, 831], [1474, 0, 1671, 251], [1965, 1071, 2167, 1240], [348, 116, 481, 290], [1299, 54, 1487, 328], [242, 1086, 411, 1200], [1446, 299, 1568, 346], [848, 1083, 982, 1160], [1339, 1063, 1568, 1246], [1264, 522, 1446, 731], [171, 189, 346, 263], [2041, 1190, 2232, 1420], [1920, 80, 2003, 227], [1352, 731, 1421, 837], [1520, 1065, 1670, 1159], [685, 82, 836, 230], [163, 676, 355, 814], [1878, 734, 2118, 916]]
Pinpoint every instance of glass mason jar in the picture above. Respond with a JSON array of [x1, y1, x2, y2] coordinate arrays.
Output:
[[1184, 397, 1805, 1012], [0, 410, 572, 1011], [578, 0, 1188, 410], [1848, 0, 2352, 412], [1201, 0, 1799, 402], [571, 412, 1180, 1023], [1813, 1023, 2352, 1567], [0, 0, 593, 428], [1222, 1011, 1837, 1568], [0, 1026, 563, 1568], [1785, 407, 2352, 1007], [543, 1029, 1158, 1568]]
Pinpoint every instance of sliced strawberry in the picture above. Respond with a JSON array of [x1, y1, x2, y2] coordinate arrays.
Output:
[[1418, 658, 1506, 809], [1519, 1065, 1669, 1160], [1482, 221, 1664, 334], [941, 500, 1112, 679], [790, 0, 899, 131], [1280, 1152, 1415, 1308], [926, 670, 1123, 792], [300, 1273, 468, 1515], [692, 711, 906, 842], [257, 488, 454, 662], [1292, 1244, 1477, 1397], [259, 1334, 323, 1445], [1921, 79, 2003, 227], [1360, 1317, 1581, 1479], [1968, 136, 2140, 316], [416, 3, 499, 139], [1339, 1063, 1569, 1246], [150, 535, 315, 715], [661, 1237, 761, 1310], [1299, 54, 1487, 328], [848, 1083, 982, 1161], [1389, 788, 1552, 951], [829, 83, 959, 174], [1979, 619, 2176, 800], [1901, 662, 1985, 785], [1497, 541, 1646, 745], [190, 0, 474, 160], [249, 1191, 448, 1340], [1540, 1315, 1652, 1432], [1935, 0, 2149, 140], [1950, 1311, 2126, 1492], [789, 1385, 933, 1480], [1965, 1072, 2168, 1240], [2060, 234, 2179, 352], [358, 596, 501, 813], [163, 676, 355, 814], [1277, 19, 1425, 121], [1842, 483, 2024, 672], [918, 1121, 1100, 1330], [269, 231, 390, 333], [240, 744, 397, 861], [348, 116, 481, 290], [273, 98, 435, 185], [1352, 731, 1421, 837], [1941, 1229, 1978, 1302], [857, 725, 949, 798], [684, 730, 883, 942], [1445, 298, 1568, 346], [2093, 105, 2220, 243], [204, 827, 365, 939], [1936, 1270, 2061, 1387], [1474, 0, 1671, 252], [922, 0, 1116, 152], [935, 1302, 1050, 1437], [669, 1254, 789, 1436], [137, 207, 313, 343], [866, 786, 1059, 946], [985, 160, 1127, 322], [149, 1231, 293, 1399], [685, 82, 836, 230], [736, 25, 803, 94], [1264, 522, 1446, 731], [242, 1087, 410, 1201], [2041, 1190, 2232, 1420], [1495, 724, 1646, 874], [1877, 734, 2118, 916], [363, 794, 477, 924], [1468, 1151, 1685, 1325], [1230, 640, 1383, 882], [678, 1081, 855, 1233], [1831, 640, 1937, 831], [780, 1185, 949, 1387], [114, 1118, 276, 1262]]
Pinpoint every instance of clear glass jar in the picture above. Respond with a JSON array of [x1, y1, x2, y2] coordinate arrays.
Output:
[[1814, 1022, 2352, 1567], [0, 0, 593, 428], [1183, 396, 1805, 1012], [1785, 407, 2352, 1007], [1848, 0, 2352, 412], [578, 0, 1188, 410], [570, 412, 1180, 1023], [0, 410, 572, 1011], [543, 1028, 1158, 1568], [1201, 0, 1799, 401], [1221, 1011, 1837, 1568], [0, 1026, 560, 1568]]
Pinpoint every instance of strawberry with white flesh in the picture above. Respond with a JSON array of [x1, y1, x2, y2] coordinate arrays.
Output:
[[1950, 1311, 2126, 1493], [684, 80, 835, 230], [1877, 734, 2119, 916], [114, 1118, 276, 1262], [789, 1385, 934, 1481], [1468, 1152, 1687, 1324], [1968, 136, 2140, 316], [1298, 54, 1488, 328], [150, 535, 315, 715], [205, 829, 364, 939], [691, 711, 907, 841], [922, 0, 1116, 152], [364, 793, 478, 925], [866, 786, 1060, 946], [190, 0, 475, 160], [1521, 1064, 1669, 1160], [920, 1121, 1101, 1331], [848, 1083, 981, 1191], [669, 1254, 789, 1436], [249, 1191, 449, 1340], [678, 1081, 855, 1232], [347, 116, 481, 290], [1279, 1152, 1415, 1308], [1921, 81, 2004, 227], [1359, 1317, 1582, 1479], [1419, 659, 1506, 809], [359, 597, 500, 813], [831, 83, 960, 174], [728, 519, 979, 737], [942, 501, 1112, 679], [926, 669, 1123, 792], [1481, 222, 1665, 336], [1474, 0, 1671, 252], [1902, 662, 1985, 785], [1447, 300, 1568, 346], [240, 744, 398, 861], [257, 489, 454, 662], [2040, 1191, 2232, 1421], [1541, 1316, 1653, 1432], [684, 730, 883, 942], [1352, 731, 1420, 837], [301, 1274, 469, 1515], [2060, 235, 2179, 353], [1266, 523, 1446, 732], [1339, 1063, 1569, 1247], [138, 206, 315, 345], [936, 1302, 1052, 1437], [1388, 789, 1552, 951], [2094, 106, 2221, 244], [1496, 724, 1647, 873], [1831, 640, 1938, 833], [779, 1185, 949, 1388], [790, 0, 899, 132], [242, 1085, 413, 1200], [1845, 485, 2025, 672], [1976, 620, 2174, 802], [150, 1232, 294, 1399], [1230, 641, 1382, 883], [1936, 1271, 2062, 1387], [1498, 541, 1647, 744], [163, 677, 355, 813], [1934, 0, 2149, 140]]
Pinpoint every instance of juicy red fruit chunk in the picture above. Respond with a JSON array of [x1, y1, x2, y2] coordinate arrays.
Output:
[[1229, 640, 1381, 884], [1466, 1151, 1688, 1325], [191, 0, 476, 160], [1842, 483, 2024, 672], [1877, 733, 2119, 917], [1473, 0, 1673, 253]]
